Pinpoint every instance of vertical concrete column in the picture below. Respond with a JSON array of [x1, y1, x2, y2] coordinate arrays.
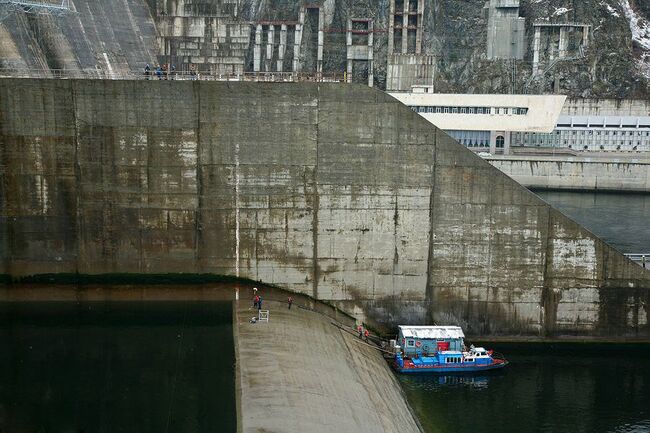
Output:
[[266, 25, 275, 72], [532, 26, 540, 75], [278, 24, 287, 72], [293, 7, 305, 72], [504, 132, 512, 155], [559, 26, 568, 58], [415, 0, 424, 54], [317, 7, 324, 75], [388, 0, 395, 55], [253, 24, 262, 72], [582, 25, 590, 47], [489, 130, 498, 155], [346, 19, 353, 83], [368, 20, 374, 87], [401, 0, 408, 54]]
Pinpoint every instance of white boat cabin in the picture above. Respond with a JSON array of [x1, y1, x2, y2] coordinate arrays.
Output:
[[397, 325, 464, 357]]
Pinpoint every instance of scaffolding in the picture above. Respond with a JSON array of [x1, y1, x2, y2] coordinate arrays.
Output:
[[0, 0, 72, 22]]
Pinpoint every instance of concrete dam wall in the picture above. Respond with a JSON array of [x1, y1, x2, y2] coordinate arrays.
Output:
[[0, 0, 159, 75], [1, 79, 649, 338], [487, 155, 650, 192]]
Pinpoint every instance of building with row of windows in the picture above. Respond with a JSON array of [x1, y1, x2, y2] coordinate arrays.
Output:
[[389, 86, 650, 154], [513, 115, 650, 152]]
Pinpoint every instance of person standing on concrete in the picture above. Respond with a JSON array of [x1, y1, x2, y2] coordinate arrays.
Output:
[[253, 295, 259, 309], [364, 329, 370, 342], [258, 296, 263, 310], [144, 64, 151, 80], [357, 324, 363, 339], [287, 296, 293, 309]]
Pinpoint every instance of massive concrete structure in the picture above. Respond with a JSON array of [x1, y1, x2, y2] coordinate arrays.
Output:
[[1, 79, 649, 338], [485, 0, 526, 60]]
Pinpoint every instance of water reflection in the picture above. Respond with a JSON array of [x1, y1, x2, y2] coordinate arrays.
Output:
[[399, 345, 650, 433], [401, 372, 498, 391], [0, 301, 236, 433]]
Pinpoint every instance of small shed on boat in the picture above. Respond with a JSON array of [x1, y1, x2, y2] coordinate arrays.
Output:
[[398, 325, 465, 356]]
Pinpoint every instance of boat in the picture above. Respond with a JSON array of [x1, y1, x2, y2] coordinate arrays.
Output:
[[392, 325, 508, 374]]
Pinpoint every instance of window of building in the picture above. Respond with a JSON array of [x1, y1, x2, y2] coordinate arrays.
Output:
[[477, 108, 483, 114], [496, 136, 505, 148], [452, 107, 458, 113], [444, 107, 450, 113], [469, 108, 475, 114], [460, 107, 466, 114], [436, 107, 442, 113]]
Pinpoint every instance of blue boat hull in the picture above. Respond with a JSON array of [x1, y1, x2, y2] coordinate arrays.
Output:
[[394, 360, 508, 374]]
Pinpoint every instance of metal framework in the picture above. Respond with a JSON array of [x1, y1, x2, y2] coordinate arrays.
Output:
[[0, 0, 72, 22]]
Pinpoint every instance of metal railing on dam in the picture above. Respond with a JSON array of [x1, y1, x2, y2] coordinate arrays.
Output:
[[625, 254, 650, 269], [0, 67, 346, 82]]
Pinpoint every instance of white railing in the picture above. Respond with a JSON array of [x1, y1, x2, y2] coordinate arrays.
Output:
[[0, 67, 346, 83], [625, 253, 649, 269]]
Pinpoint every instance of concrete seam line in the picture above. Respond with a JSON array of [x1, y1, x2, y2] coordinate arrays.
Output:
[[233, 300, 244, 433]]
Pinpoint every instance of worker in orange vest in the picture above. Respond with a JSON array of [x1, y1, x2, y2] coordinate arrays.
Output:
[[364, 329, 370, 342]]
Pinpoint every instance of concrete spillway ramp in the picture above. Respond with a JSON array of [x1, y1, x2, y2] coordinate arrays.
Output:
[[0, 0, 158, 75], [0, 79, 648, 338], [234, 298, 422, 433]]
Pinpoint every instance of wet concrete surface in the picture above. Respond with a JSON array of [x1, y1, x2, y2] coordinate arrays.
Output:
[[234, 291, 422, 433]]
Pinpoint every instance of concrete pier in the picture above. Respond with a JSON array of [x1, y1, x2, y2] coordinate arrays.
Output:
[[235, 298, 422, 433]]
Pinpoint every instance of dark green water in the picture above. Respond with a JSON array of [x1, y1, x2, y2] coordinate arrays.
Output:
[[534, 190, 650, 254], [399, 344, 650, 433], [0, 302, 236, 433]]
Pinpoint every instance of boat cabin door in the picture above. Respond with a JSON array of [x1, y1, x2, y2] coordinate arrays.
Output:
[[437, 341, 450, 351]]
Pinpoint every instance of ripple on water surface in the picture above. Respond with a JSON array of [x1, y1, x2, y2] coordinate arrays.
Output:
[[398, 345, 650, 433]]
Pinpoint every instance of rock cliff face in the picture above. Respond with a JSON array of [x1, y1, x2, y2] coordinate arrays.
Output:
[[0, 0, 648, 97]]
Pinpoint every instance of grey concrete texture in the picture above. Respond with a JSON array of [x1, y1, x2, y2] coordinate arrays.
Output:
[[0, 78, 649, 338], [0, 0, 159, 74], [235, 296, 422, 433], [486, 156, 650, 192]]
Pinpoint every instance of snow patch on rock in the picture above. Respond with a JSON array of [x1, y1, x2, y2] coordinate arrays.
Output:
[[553, 7, 572, 17], [602, 2, 620, 18], [619, 0, 650, 79]]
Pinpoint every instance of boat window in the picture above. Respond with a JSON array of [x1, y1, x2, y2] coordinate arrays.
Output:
[[407, 340, 415, 347]]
